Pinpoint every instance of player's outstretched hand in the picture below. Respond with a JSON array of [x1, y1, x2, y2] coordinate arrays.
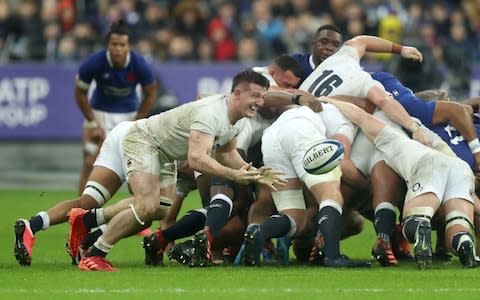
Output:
[[256, 166, 287, 191], [401, 46, 423, 62], [233, 163, 261, 185]]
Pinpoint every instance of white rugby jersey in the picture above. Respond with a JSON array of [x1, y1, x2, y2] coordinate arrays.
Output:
[[135, 94, 240, 161]]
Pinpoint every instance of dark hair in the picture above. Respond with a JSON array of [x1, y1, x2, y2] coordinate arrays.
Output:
[[106, 19, 130, 42], [315, 24, 342, 38], [273, 54, 304, 79], [231, 69, 270, 92]]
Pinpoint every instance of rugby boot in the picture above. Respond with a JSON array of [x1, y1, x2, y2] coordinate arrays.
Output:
[[392, 224, 413, 260], [190, 230, 212, 267], [457, 238, 480, 268], [67, 208, 89, 261], [137, 227, 153, 237], [143, 231, 167, 266], [14, 219, 35, 266], [234, 225, 262, 266], [324, 256, 372, 268], [413, 220, 432, 270], [371, 238, 398, 266], [79, 256, 118, 272], [169, 240, 194, 265]]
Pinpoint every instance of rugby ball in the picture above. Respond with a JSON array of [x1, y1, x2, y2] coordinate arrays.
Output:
[[302, 139, 344, 175]]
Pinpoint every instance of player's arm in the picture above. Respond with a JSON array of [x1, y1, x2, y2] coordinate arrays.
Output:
[[74, 78, 95, 123], [263, 90, 323, 112], [345, 35, 423, 62], [215, 136, 251, 170], [414, 89, 449, 102], [367, 86, 432, 145], [188, 130, 259, 183], [135, 81, 157, 119], [462, 97, 480, 112], [433, 101, 480, 169]]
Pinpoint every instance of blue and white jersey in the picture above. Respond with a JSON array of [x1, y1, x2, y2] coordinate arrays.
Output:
[[373, 71, 477, 170], [372, 72, 436, 127], [430, 123, 479, 170], [291, 53, 315, 85], [76, 49, 155, 113]]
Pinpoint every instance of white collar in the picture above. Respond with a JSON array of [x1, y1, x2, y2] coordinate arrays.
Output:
[[106, 51, 131, 68], [309, 54, 316, 70]]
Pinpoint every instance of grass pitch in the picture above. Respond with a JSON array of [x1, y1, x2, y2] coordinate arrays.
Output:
[[1, 189, 479, 300]]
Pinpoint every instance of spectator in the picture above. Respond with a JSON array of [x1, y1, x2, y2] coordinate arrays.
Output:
[[134, 1, 169, 40], [385, 37, 442, 93], [172, 0, 206, 47], [56, 34, 79, 65], [43, 21, 62, 63], [8, 0, 45, 61], [237, 37, 259, 64], [196, 38, 214, 63], [206, 18, 236, 61], [167, 34, 195, 61], [72, 21, 99, 60], [442, 22, 475, 100], [251, 0, 284, 56]]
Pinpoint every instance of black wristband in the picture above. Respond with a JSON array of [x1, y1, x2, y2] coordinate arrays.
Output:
[[291, 94, 301, 105]]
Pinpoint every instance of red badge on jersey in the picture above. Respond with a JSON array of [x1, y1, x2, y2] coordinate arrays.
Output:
[[127, 73, 136, 82]]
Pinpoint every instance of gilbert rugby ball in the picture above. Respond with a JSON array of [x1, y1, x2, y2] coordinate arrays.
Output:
[[302, 139, 344, 175]]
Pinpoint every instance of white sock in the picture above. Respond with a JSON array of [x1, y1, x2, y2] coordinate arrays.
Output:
[[38, 211, 50, 230]]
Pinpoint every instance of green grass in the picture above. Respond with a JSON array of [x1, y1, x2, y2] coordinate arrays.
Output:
[[1, 189, 479, 300]]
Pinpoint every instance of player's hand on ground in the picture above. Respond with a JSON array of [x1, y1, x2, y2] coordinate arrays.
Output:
[[256, 166, 287, 191], [401, 46, 423, 62], [412, 127, 432, 146]]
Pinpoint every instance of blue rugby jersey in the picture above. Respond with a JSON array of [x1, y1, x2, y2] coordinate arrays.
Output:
[[77, 49, 154, 113], [373, 71, 477, 170], [291, 53, 315, 85]]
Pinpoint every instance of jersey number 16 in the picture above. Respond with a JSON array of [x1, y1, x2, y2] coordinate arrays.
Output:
[[307, 70, 343, 97]]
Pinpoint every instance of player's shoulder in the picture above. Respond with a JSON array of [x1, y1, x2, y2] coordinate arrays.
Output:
[[129, 50, 149, 64]]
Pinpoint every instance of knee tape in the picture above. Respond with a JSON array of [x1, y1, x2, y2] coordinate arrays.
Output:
[[445, 210, 474, 232], [129, 204, 145, 226], [271, 189, 305, 212], [82, 181, 111, 206], [319, 199, 343, 215], [375, 202, 396, 214], [403, 206, 434, 219], [302, 166, 342, 189], [159, 195, 172, 208]]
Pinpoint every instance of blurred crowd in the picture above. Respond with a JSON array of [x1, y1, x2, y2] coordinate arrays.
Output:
[[1, 0, 479, 98]]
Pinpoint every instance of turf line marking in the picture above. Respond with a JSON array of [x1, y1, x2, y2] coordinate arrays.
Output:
[[2, 288, 480, 294]]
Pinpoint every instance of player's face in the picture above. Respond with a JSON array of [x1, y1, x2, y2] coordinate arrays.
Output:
[[272, 70, 300, 89], [235, 83, 267, 118], [107, 33, 130, 67], [311, 30, 342, 66]]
